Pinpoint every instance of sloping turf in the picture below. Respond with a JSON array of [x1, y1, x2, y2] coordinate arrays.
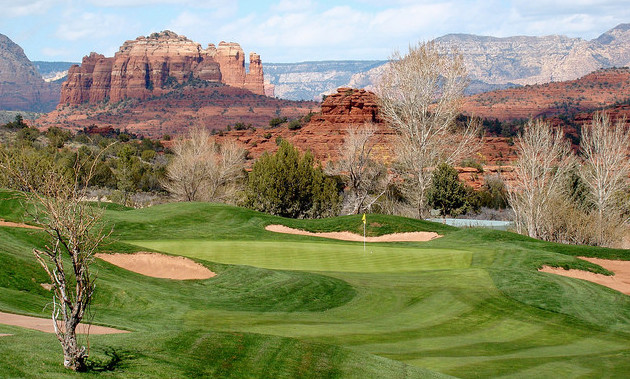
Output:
[[1, 191, 630, 378]]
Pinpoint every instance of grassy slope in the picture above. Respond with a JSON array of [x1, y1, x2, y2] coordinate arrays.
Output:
[[1, 192, 630, 377]]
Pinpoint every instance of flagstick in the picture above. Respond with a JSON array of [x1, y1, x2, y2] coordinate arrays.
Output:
[[363, 221, 366, 253]]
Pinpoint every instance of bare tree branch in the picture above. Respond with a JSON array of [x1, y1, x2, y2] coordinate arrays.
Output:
[[326, 122, 390, 214]]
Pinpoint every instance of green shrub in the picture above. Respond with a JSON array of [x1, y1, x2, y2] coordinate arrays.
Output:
[[245, 141, 341, 218], [287, 119, 302, 130], [269, 117, 287, 128], [478, 175, 509, 209], [461, 158, 484, 173], [46, 127, 72, 148], [427, 163, 479, 217]]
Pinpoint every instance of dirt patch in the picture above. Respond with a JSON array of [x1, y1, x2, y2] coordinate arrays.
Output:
[[0, 311, 128, 334], [265, 224, 441, 242], [0, 219, 42, 230], [95, 252, 215, 280], [539, 257, 630, 295], [0, 334, 12, 337]]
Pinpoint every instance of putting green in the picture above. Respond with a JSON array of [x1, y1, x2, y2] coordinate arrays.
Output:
[[129, 240, 472, 273]]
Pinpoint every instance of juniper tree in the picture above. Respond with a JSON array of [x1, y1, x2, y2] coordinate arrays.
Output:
[[245, 141, 341, 218]]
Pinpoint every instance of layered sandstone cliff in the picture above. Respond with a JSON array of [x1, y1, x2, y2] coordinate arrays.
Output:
[[60, 31, 267, 105]]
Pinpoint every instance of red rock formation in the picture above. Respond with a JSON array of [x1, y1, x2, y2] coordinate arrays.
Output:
[[215, 87, 517, 189], [244, 53, 265, 95], [59, 31, 266, 106], [216, 88, 386, 162]]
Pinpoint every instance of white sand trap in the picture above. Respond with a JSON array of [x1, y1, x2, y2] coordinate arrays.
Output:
[[265, 224, 441, 242], [0, 219, 42, 230], [96, 252, 215, 280], [539, 257, 630, 295], [0, 311, 128, 334]]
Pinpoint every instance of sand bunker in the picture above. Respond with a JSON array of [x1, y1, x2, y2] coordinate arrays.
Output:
[[95, 252, 215, 280], [0, 219, 42, 230], [0, 311, 128, 335], [539, 257, 630, 295], [265, 224, 441, 242]]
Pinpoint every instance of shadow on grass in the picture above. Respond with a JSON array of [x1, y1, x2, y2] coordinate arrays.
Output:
[[87, 347, 136, 372]]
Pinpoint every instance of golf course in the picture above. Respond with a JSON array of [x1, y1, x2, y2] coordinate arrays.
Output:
[[1, 190, 630, 378]]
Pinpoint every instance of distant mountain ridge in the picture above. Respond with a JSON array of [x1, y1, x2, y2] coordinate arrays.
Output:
[[263, 60, 386, 101], [263, 23, 630, 100], [435, 23, 630, 86], [33, 61, 76, 82]]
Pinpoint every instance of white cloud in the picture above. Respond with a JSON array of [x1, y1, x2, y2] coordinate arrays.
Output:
[[88, 0, 233, 7], [41, 46, 72, 57], [0, 0, 56, 17], [270, 0, 314, 13], [56, 12, 131, 41]]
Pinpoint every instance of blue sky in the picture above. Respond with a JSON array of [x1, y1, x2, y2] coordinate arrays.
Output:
[[2, 0, 630, 63]]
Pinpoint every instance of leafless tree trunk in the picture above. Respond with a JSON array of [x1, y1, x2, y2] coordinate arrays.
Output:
[[326, 123, 389, 214], [376, 41, 480, 218], [579, 112, 630, 245], [508, 119, 572, 240], [0, 148, 109, 372], [162, 127, 245, 203]]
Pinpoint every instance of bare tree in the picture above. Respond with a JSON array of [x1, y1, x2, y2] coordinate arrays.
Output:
[[579, 112, 630, 244], [0, 148, 109, 371], [206, 139, 247, 203], [376, 41, 480, 217], [162, 127, 245, 203], [326, 123, 389, 214], [508, 119, 572, 240]]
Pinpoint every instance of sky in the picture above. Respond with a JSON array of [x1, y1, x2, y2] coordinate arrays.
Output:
[[2, 0, 630, 63]]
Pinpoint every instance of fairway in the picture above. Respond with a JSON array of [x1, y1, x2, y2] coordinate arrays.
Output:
[[1, 197, 630, 377]]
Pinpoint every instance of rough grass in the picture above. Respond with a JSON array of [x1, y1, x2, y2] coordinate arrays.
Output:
[[1, 190, 630, 378]]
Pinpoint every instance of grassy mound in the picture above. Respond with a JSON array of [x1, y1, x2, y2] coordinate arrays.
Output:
[[1, 193, 630, 377]]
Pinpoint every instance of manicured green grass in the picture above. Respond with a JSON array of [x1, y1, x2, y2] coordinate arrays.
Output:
[[1, 193, 630, 378], [130, 240, 472, 273]]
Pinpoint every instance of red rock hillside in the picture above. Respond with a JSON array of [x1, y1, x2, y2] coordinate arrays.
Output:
[[37, 84, 317, 139], [60, 31, 268, 105], [462, 68, 630, 121], [217, 88, 518, 189]]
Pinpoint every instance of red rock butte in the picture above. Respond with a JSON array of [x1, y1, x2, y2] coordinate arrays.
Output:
[[60, 31, 268, 105]]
